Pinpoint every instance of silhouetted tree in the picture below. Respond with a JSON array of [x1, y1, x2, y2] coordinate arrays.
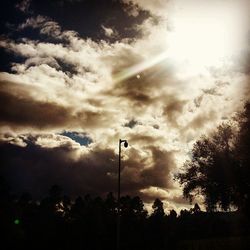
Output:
[[152, 198, 165, 217], [104, 192, 116, 215], [70, 196, 85, 220], [177, 102, 250, 213], [190, 203, 201, 214], [148, 198, 166, 250], [169, 209, 177, 219], [234, 102, 250, 213], [177, 123, 239, 211]]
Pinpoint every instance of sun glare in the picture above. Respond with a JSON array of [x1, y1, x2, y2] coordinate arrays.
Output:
[[167, 1, 246, 70]]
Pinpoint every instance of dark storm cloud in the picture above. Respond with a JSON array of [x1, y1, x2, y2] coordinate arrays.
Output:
[[119, 143, 176, 200], [31, 0, 150, 40], [0, 0, 150, 73], [0, 87, 70, 128], [0, 79, 112, 130], [120, 145, 177, 203], [163, 96, 187, 127], [4, 0, 150, 40], [0, 136, 176, 201], [0, 47, 24, 72], [0, 1, 25, 34], [140, 146, 175, 188], [0, 139, 116, 197]]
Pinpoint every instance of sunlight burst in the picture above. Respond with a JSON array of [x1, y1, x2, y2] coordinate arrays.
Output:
[[167, 1, 246, 70]]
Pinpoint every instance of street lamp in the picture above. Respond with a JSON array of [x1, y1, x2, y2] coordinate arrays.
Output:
[[117, 139, 128, 250]]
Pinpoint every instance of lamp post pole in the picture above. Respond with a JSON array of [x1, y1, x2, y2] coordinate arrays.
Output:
[[117, 139, 128, 250]]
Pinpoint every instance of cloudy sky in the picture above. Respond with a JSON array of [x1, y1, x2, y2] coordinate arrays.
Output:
[[0, 0, 249, 211]]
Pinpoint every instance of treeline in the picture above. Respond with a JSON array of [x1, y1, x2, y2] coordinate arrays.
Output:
[[1, 183, 250, 250]]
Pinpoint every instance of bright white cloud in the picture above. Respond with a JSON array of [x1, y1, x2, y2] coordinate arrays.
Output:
[[101, 25, 117, 38]]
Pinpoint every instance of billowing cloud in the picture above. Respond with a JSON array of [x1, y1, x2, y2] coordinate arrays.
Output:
[[0, 0, 249, 209], [0, 133, 177, 201], [0, 77, 117, 131]]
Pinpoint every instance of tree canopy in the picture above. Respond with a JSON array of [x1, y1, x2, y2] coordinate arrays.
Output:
[[177, 102, 250, 212]]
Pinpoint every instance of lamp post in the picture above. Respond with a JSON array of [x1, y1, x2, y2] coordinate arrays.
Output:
[[117, 139, 128, 250]]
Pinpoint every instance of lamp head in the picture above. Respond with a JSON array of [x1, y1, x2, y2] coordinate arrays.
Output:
[[124, 140, 128, 148]]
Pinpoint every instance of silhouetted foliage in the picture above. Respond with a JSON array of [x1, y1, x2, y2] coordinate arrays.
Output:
[[190, 203, 201, 214], [177, 102, 250, 213], [0, 181, 249, 250], [152, 198, 165, 217]]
